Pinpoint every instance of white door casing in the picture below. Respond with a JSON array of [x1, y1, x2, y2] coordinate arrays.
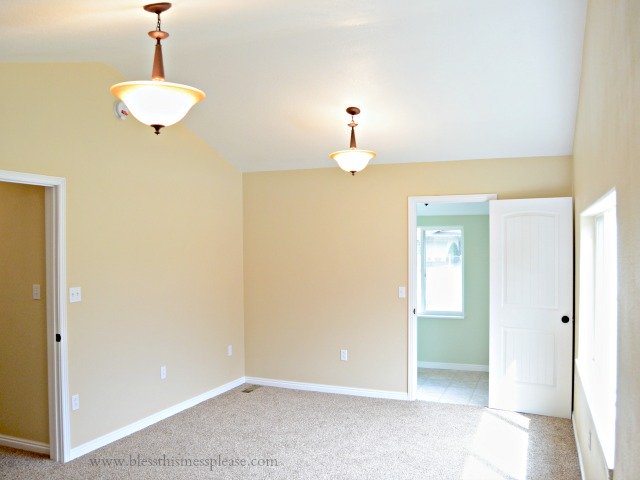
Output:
[[0, 170, 69, 461], [407, 194, 496, 401], [489, 197, 573, 418]]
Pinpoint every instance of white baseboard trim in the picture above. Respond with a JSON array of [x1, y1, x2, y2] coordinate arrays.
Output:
[[417, 361, 488, 372], [245, 376, 408, 401], [0, 434, 49, 455], [572, 413, 586, 480], [69, 376, 245, 461]]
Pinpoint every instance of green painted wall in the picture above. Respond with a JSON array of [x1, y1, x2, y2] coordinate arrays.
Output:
[[417, 215, 489, 365]]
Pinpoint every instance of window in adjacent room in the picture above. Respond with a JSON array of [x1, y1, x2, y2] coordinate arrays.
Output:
[[417, 226, 464, 317], [578, 189, 617, 468]]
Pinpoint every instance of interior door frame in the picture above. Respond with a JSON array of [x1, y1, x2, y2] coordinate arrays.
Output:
[[0, 169, 70, 462], [407, 193, 497, 400]]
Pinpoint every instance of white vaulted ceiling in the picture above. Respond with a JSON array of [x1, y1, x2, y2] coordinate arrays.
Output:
[[0, 0, 587, 172]]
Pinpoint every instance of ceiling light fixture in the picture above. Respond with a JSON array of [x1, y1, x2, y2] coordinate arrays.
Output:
[[110, 3, 205, 135], [329, 107, 376, 175]]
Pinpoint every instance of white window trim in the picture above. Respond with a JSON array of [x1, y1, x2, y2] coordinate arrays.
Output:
[[577, 188, 617, 469], [417, 225, 465, 318]]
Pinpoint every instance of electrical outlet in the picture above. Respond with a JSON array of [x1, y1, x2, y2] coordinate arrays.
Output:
[[227, 345, 233, 356], [69, 287, 82, 303], [71, 394, 80, 411], [160, 365, 167, 380], [32, 284, 41, 300], [340, 349, 348, 361]]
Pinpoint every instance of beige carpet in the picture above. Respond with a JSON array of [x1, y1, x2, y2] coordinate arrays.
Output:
[[0, 385, 580, 479]]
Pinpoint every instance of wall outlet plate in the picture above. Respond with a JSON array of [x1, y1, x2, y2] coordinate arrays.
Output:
[[340, 349, 348, 361], [69, 287, 82, 303], [160, 365, 167, 380], [71, 394, 80, 411]]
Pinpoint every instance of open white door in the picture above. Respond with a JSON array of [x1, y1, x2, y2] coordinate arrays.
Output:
[[489, 197, 573, 418]]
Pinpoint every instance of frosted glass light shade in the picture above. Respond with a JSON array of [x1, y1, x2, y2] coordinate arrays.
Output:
[[110, 80, 205, 128], [329, 148, 376, 174]]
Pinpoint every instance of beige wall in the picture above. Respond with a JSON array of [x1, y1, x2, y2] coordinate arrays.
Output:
[[0, 63, 244, 447], [6, 41, 631, 467], [572, 0, 640, 478], [243, 157, 572, 392], [0, 183, 48, 443]]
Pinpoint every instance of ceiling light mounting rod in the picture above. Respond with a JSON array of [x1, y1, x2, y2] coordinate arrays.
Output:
[[145, 2, 171, 82], [347, 106, 360, 149]]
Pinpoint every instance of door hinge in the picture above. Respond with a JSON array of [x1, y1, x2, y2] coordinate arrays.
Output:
[[55, 333, 61, 342], [413, 308, 416, 315]]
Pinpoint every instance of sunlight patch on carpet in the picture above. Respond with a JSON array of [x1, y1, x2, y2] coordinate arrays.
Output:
[[462, 410, 530, 480]]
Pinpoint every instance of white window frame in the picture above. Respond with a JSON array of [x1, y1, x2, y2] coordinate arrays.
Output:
[[418, 225, 465, 318], [577, 189, 617, 469]]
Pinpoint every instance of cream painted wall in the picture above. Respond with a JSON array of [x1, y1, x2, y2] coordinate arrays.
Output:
[[0, 183, 48, 443], [243, 157, 572, 392], [572, 0, 640, 478], [0, 63, 244, 447]]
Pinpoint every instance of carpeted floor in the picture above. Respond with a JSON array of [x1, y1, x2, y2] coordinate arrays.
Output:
[[0, 385, 581, 479]]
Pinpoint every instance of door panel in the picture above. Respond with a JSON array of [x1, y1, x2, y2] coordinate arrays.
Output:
[[489, 197, 573, 418], [503, 328, 555, 386], [503, 213, 558, 308]]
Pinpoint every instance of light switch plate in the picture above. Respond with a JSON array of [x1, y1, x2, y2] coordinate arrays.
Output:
[[32, 284, 41, 300], [227, 345, 233, 356], [71, 394, 80, 411], [398, 286, 406, 298], [69, 287, 82, 303]]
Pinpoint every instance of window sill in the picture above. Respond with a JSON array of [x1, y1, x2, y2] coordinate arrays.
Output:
[[417, 314, 465, 319]]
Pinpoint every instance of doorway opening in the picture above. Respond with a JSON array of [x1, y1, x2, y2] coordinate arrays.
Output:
[[407, 194, 496, 403], [0, 170, 69, 462]]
